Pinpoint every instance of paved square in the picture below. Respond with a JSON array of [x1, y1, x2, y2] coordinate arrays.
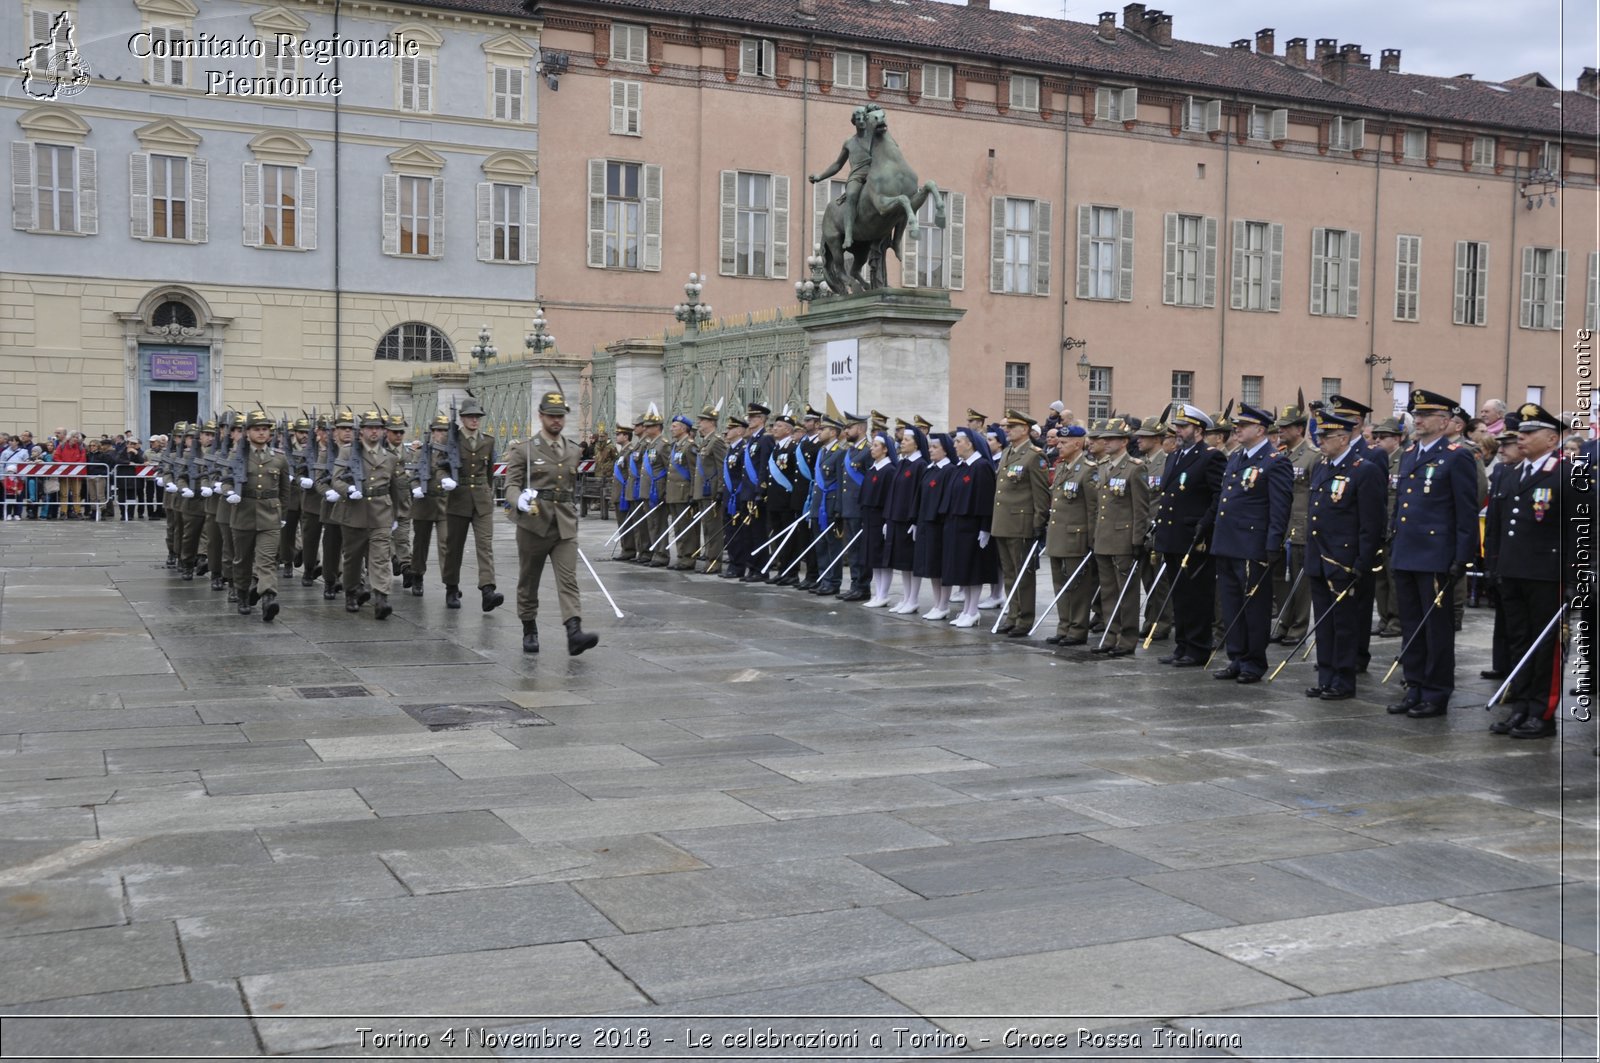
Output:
[[0, 520, 1595, 1056]]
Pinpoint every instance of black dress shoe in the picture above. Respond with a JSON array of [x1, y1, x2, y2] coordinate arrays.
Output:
[[446, 586, 462, 609], [481, 585, 504, 612], [565, 616, 599, 656], [1089, 644, 1114, 654], [840, 588, 869, 602], [1061, 637, 1088, 646], [1158, 653, 1178, 665], [260, 592, 279, 623], [1490, 709, 1529, 735], [210, 577, 224, 591], [1305, 685, 1327, 698], [1213, 666, 1241, 680], [775, 575, 798, 587], [392, 557, 403, 577], [1105, 647, 1134, 658], [1479, 669, 1506, 680], [1510, 716, 1557, 739], [797, 579, 817, 591], [522, 620, 539, 653], [411, 583, 424, 597], [1007, 629, 1031, 639], [1407, 701, 1448, 718], [1236, 673, 1262, 684], [1319, 689, 1355, 701], [1386, 700, 1417, 714], [1171, 656, 1202, 667], [647, 560, 667, 568], [1045, 636, 1064, 645], [739, 573, 762, 583], [996, 622, 1015, 634]]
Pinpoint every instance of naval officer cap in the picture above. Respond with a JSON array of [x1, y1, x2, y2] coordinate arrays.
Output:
[[1169, 404, 1214, 429], [1407, 388, 1455, 415], [1312, 408, 1358, 434], [746, 402, 771, 417]]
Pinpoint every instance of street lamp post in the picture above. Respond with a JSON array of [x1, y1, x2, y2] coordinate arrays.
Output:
[[524, 306, 556, 357], [795, 255, 827, 305], [1364, 353, 1395, 394], [470, 324, 498, 367], [674, 273, 713, 330], [1064, 337, 1089, 382]]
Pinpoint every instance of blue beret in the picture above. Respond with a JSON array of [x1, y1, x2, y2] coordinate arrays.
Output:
[[1065, 425, 1086, 437]]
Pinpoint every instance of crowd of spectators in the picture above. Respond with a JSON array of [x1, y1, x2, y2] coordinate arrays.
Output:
[[0, 427, 168, 521]]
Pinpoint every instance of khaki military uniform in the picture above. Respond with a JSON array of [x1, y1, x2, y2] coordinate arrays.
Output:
[[1087, 448, 1151, 652], [172, 441, 208, 573], [1272, 438, 1320, 641], [278, 439, 304, 574], [294, 439, 325, 584], [992, 440, 1051, 631], [439, 430, 498, 590], [223, 444, 291, 597], [333, 440, 410, 597], [594, 438, 619, 520], [212, 445, 237, 581], [693, 430, 727, 571], [1044, 452, 1100, 642], [409, 445, 449, 585], [663, 432, 699, 569], [318, 433, 352, 593], [390, 442, 415, 571], [505, 432, 583, 622]]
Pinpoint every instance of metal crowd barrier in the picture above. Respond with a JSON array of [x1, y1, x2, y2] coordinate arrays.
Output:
[[0, 462, 169, 522]]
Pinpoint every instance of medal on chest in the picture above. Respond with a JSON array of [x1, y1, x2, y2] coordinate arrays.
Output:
[[1178, 472, 1188, 491], [1330, 475, 1348, 503], [1423, 464, 1435, 495], [1241, 466, 1260, 490], [1533, 486, 1552, 521]]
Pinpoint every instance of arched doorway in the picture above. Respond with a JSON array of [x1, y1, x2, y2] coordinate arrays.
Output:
[[115, 286, 232, 440]]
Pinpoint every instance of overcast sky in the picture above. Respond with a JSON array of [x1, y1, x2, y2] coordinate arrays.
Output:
[[958, 0, 1598, 87]]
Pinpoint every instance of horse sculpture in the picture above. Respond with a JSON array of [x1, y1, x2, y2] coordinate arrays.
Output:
[[814, 106, 946, 294]]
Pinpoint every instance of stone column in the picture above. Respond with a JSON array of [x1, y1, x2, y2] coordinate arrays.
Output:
[[797, 289, 965, 421], [608, 336, 665, 425]]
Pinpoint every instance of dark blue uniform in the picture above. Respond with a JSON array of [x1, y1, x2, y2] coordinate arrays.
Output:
[[722, 437, 756, 578], [1204, 441, 1293, 679], [839, 435, 871, 598], [810, 440, 846, 594], [1389, 437, 1480, 712], [766, 439, 805, 582], [796, 433, 821, 585], [1305, 450, 1386, 697], [1151, 441, 1226, 663], [741, 426, 774, 581]]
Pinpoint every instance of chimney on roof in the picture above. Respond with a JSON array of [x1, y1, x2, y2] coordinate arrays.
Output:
[[1314, 38, 1338, 62], [1146, 11, 1172, 47], [1255, 28, 1274, 55], [969, 0, 990, 8], [1097, 12, 1117, 41], [1123, 3, 1146, 32], [1285, 37, 1307, 67], [797, 0, 817, 17], [1231, 38, 1251, 50], [1580, 66, 1599, 96], [1322, 52, 1347, 85], [1379, 49, 1401, 72], [1340, 43, 1367, 69]]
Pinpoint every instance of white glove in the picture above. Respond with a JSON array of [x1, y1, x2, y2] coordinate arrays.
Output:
[[517, 488, 537, 513], [882, 523, 889, 538], [347, 488, 363, 500], [299, 477, 314, 490], [909, 524, 917, 541], [225, 493, 241, 505], [180, 488, 194, 499], [412, 485, 424, 499], [324, 488, 339, 503], [391, 520, 398, 531], [213, 481, 223, 492], [440, 477, 457, 491], [200, 486, 213, 498], [165, 482, 178, 493], [978, 531, 991, 548]]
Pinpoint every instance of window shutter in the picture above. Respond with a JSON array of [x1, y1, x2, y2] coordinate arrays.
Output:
[[812, 177, 830, 252], [1120, 87, 1137, 121], [10, 143, 33, 230], [1094, 88, 1110, 121], [525, 182, 539, 263], [1075, 203, 1092, 299], [1349, 119, 1365, 151], [1519, 246, 1534, 329], [243, 162, 264, 248], [189, 156, 207, 243], [1552, 249, 1567, 330], [1162, 212, 1178, 305], [1116, 208, 1134, 301], [417, 57, 433, 112], [381, 171, 399, 255], [587, 159, 606, 268], [1343, 230, 1360, 317], [1268, 223, 1284, 311], [900, 210, 919, 288], [1309, 227, 1326, 316], [947, 191, 965, 291], [400, 56, 416, 111], [1201, 216, 1218, 307], [643, 163, 663, 271], [476, 182, 493, 261], [770, 173, 789, 278], [627, 82, 642, 134], [1230, 219, 1247, 309], [29, 9, 52, 64], [1205, 99, 1222, 133], [494, 67, 509, 120], [75, 147, 96, 235], [151, 35, 168, 86], [1452, 241, 1469, 325], [1472, 243, 1488, 326], [719, 169, 737, 276], [764, 40, 776, 76], [1033, 198, 1052, 295], [610, 80, 625, 133], [129, 152, 151, 239], [298, 167, 316, 250], [508, 68, 523, 122], [431, 176, 445, 255], [989, 196, 1006, 293], [1270, 108, 1288, 141]]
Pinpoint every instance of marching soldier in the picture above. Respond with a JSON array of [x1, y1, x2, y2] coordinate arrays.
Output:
[[1369, 417, 1407, 639], [330, 409, 410, 620], [198, 418, 226, 590], [214, 416, 244, 598], [1204, 402, 1293, 683], [222, 410, 291, 622], [1086, 417, 1149, 656], [171, 422, 207, 580], [662, 414, 699, 570], [1151, 405, 1226, 667], [1386, 388, 1481, 719], [693, 405, 727, 573], [386, 413, 414, 581], [1272, 403, 1319, 644], [319, 410, 353, 601], [405, 413, 452, 597], [639, 407, 669, 567], [279, 416, 310, 579], [992, 408, 1051, 638], [1043, 424, 1098, 646], [504, 388, 600, 656], [1134, 417, 1172, 642], [296, 415, 328, 588], [437, 397, 504, 612], [1302, 408, 1386, 700]]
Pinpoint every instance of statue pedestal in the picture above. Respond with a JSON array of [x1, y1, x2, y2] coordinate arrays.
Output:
[[799, 289, 965, 422]]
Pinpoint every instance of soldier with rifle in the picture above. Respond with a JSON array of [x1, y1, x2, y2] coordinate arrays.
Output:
[[222, 410, 291, 621], [331, 409, 410, 619], [279, 415, 310, 579], [435, 395, 504, 611], [318, 409, 354, 601], [386, 412, 415, 582], [296, 413, 328, 587], [405, 412, 451, 597]]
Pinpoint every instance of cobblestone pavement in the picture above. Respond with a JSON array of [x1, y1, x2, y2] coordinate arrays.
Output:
[[0, 519, 1595, 1060]]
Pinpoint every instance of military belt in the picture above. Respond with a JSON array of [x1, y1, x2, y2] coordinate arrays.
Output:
[[540, 489, 574, 503]]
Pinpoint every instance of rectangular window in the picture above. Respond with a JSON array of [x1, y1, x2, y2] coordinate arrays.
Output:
[[1184, 96, 1220, 133], [1248, 106, 1286, 141], [1009, 75, 1039, 112], [1538, 140, 1558, 172], [1330, 116, 1364, 152], [148, 25, 186, 86], [833, 51, 866, 90], [1459, 384, 1478, 419], [1403, 129, 1426, 160], [492, 65, 525, 122], [914, 197, 944, 288], [740, 38, 776, 78], [263, 36, 298, 78], [1472, 136, 1495, 167], [1232, 220, 1281, 312], [1171, 371, 1193, 403], [921, 63, 952, 100], [735, 171, 770, 277], [1163, 212, 1216, 307], [399, 54, 433, 112], [609, 79, 642, 135], [491, 183, 522, 262], [1521, 246, 1566, 330], [882, 69, 906, 91], [1087, 205, 1117, 299], [149, 154, 188, 241], [1454, 240, 1489, 326], [611, 23, 647, 63], [1310, 227, 1360, 317], [1087, 366, 1112, 421], [1526, 385, 1544, 406], [33, 143, 75, 233], [1394, 234, 1420, 321], [1004, 362, 1030, 390], [605, 161, 640, 270], [1094, 86, 1137, 122], [1002, 197, 1034, 295], [262, 164, 297, 248], [1321, 377, 1341, 404], [1241, 375, 1263, 407], [397, 174, 431, 256]]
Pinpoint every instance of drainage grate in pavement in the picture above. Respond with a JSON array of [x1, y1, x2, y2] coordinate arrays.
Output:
[[294, 685, 373, 699], [399, 701, 553, 731]]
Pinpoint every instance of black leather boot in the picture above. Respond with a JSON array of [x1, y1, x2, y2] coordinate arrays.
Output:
[[392, 557, 403, 576], [227, 587, 238, 603], [372, 592, 392, 621], [402, 571, 414, 589], [522, 620, 540, 654], [410, 577, 424, 598], [180, 566, 194, 581], [481, 584, 503, 612], [565, 616, 598, 656], [210, 576, 224, 591], [345, 592, 360, 613], [446, 585, 462, 609], [237, 597, 251, 615], [322, 582, 337, 601], [248, 582, 261, 606], [260, 591, 279, 624]]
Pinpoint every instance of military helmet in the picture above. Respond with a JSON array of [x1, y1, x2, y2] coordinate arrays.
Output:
[[174, 420, 192, 436], [458, 397, 486, 418], [539, 390, 570, 415], [359, 409, 385, 428], [199, 418, 219, 434], [245, 410, 273, 429]]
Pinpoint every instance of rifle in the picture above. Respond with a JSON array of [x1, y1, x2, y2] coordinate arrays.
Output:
[[445, 396, 463, 482], [333, 430, 367, 497], [295, 408, 318, 482], [228, 415, 248, 491]]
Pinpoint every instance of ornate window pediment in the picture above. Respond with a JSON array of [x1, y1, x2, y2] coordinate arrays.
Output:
[[134, 117, 200, 153], [482, 32, 535, 60], [251, 5, 309, 35], [388, 142, 445, 176], [481, 150, 537, 183], [247, 130, 312, 165], [17, 104, 90, 144]]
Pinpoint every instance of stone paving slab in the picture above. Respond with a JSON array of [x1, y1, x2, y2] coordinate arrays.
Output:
[[436, 744, 660, 778], [1182, 901, 1572, 995], [889, 796, 1109, 842], [855, 834, 1166, 897], [125, 856, 408, 919], [751, 747, 993, 783], [555, 761, 795, 801], [105, 740, 320, 774], [355, 774, 590, 816], [305, 729, 519, 761], [1271, 839, 1569, 905], [95, 789, 373, 836], [0, 979, 258, 1057], [0, 877, 126, 936], [0, 922, 187, 1005], [1049, 780, 1292, 827], [494, 792, 772, 843], [199, 757, 458, 797], [1452, 958, 1600, 1031], [257, 810, 526, 859], [379, 837, 708, 894], [0, 806, 99, 840], [1310, 793, 1561, 842], [661, 812, 947, 867], [1084, 812, 1384, 870], [0, 832, 272, 882], [725, 775, 973, 820], [1133, 862, 1377, 925], [1444, 881, 1599, 951]]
